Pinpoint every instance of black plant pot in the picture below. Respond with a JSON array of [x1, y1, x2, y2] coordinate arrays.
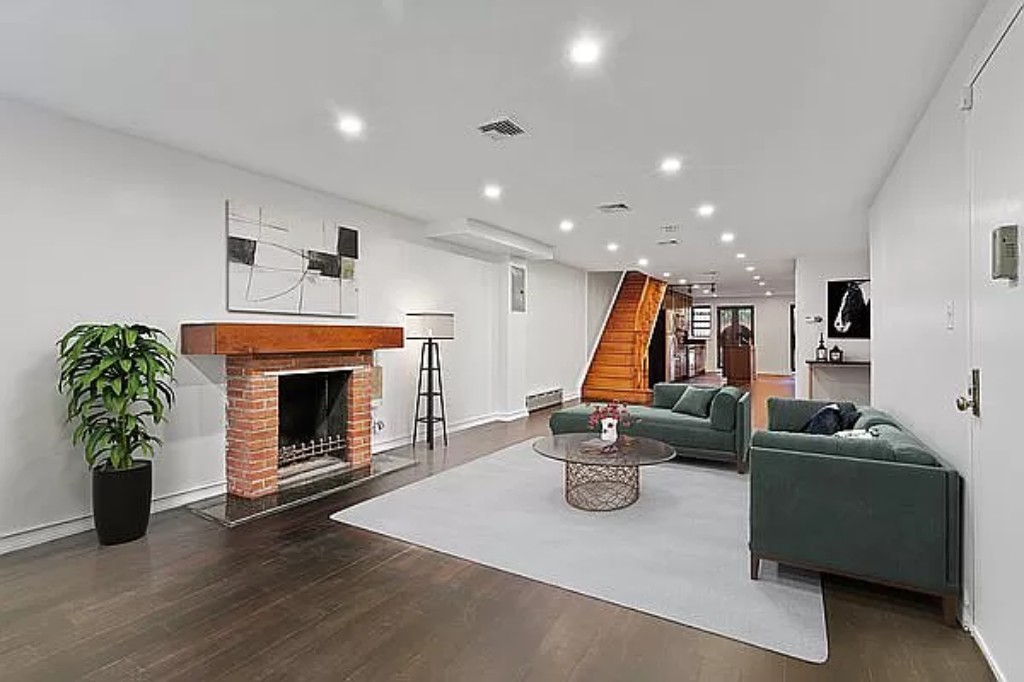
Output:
[[92, 460, 152, 546]]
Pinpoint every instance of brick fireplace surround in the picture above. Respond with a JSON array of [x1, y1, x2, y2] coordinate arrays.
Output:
[[181, 323, 404, 499], [226, 352, 372, 498]]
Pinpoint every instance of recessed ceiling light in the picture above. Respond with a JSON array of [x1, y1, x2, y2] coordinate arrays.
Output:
[[336, 114, 365, 138], [678, 278, 688, 284], [753, 275, 761, 280], [662, 272, 671, 278], [607, 242, 619, 252], [660, 157, 683, 174], [720, 232, 735, 244], [559, 219, 574, 232], [736, 253, 746, 259], [697, 204, 716, 218], [483, 184, 503, 200], [712, 293, 719, 298], [569, 36, 602, 66], [759, 281, 766, 286], [638, 258, 649, 266], [766, 291, 773, 296], [745, 265, 756, 272]]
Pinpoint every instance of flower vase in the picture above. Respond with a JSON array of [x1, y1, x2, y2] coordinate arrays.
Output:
[[600, 417, 619, 443]]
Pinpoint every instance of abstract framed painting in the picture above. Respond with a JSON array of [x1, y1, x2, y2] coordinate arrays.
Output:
[[827, 279, 870, 339], [225, 200, 359, 317]]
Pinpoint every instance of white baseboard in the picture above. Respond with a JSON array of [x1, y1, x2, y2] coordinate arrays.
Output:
[[372, 411, 516, 454], [495, 409, 529, 422], [0, 516, 96, 556], [969, 625, 1006, 682], [0, 480, 227, 557], [153, 481, 227, 513]]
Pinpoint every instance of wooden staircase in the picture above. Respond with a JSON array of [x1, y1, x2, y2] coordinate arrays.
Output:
[[582, 271, 668, 404]]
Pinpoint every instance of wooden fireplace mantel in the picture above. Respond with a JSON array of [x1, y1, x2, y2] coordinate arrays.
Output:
[[180, 322, 404, 356]]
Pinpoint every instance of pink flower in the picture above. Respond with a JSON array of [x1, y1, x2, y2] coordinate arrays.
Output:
[[587, 401, 633, 430]]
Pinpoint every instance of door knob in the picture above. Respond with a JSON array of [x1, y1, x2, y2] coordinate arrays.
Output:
[[957, 369, 982, 417]]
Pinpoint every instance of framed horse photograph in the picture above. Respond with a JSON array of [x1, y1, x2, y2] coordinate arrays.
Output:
[[827, 279, 871, 339]]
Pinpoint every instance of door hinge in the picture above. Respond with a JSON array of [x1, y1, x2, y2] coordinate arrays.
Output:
[[970, 368, 981, 417]]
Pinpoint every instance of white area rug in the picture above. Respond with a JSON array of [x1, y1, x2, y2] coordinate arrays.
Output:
[[331, 440, 828, 663]]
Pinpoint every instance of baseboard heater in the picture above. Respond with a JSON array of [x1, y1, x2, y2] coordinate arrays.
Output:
[[525, 388, 564, 412]]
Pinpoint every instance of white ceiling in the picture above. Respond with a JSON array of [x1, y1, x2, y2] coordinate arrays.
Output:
[[0, 0, 986, 296]]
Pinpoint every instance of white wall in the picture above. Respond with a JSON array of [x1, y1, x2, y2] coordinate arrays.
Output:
[[0, 97, 585, 551], [794, 252, 871, 402], [585, 271, 621, 357], [526, 260, 587, 399], [694, 296, 795, 376], [869, 1, 1022, 675]]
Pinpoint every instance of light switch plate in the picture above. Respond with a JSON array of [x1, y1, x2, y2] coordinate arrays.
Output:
[[946, 301, 955, 330]]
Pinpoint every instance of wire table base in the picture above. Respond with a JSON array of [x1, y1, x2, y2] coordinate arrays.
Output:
[[563, 461, 640, 511]]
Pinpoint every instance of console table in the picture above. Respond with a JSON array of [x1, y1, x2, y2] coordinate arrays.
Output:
[[806, 360, 871, 399]]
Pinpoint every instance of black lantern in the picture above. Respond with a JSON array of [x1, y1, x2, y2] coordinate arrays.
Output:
[[815, 333, 828, 361], [829, 345, 844, 363]]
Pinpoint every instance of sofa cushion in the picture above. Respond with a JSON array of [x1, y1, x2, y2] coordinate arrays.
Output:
[[709, 386, 743, 431], [870, 425, 938, 466], [653, 383, 689, 409], [673, 386, 720, 417], [549, 404, 599, 435], [753, 430, 896, 462], [632, 410, 734, 452], [854, 408, 901, 430]]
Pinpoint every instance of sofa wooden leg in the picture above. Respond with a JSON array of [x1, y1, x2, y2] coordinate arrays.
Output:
[[750, 553, 761, 581], [941, 594, 959, 627], [737, 458, 748, 474]]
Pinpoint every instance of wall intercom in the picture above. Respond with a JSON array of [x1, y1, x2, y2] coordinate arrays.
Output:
[[992, 224, 1019, 281]]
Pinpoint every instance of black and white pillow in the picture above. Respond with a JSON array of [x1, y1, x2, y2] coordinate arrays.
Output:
[[802, 404, 843, 435]]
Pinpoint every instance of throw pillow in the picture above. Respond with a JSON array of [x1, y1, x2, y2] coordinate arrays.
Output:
[[838, 404, 861, 431], [672, 386, 720, 418], [802, 403, 843, 435]]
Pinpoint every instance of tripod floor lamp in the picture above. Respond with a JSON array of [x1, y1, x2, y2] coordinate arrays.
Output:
[[406, 312, 454, 449]]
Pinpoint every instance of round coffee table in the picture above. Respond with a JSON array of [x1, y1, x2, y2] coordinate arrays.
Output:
[[533, 434, 676, 511]]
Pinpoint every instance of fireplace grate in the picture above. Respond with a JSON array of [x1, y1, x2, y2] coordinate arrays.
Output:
[[278, 434, 347, 468]]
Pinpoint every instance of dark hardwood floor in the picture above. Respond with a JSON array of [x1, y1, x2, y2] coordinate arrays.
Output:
[[0, 379, 993, 681]]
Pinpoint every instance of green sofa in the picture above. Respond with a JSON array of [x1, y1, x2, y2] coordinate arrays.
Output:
[[549, 383, 751, 472], [749, 398, 963, 624]]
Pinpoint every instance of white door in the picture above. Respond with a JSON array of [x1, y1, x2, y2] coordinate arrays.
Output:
[[968, 9, 1024, 680]]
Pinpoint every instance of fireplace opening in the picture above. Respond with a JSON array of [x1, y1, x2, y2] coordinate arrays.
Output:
[[277, 370, 349, 479]]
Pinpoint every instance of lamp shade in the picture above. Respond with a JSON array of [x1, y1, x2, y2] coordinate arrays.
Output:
[[405, 312, 455, 340]]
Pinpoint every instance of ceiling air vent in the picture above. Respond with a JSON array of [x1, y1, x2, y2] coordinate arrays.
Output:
[[661, 225, 681, 233], [478, 117, 526, 140], [656, 238, 679, 246], [597, 202, 631, 213]]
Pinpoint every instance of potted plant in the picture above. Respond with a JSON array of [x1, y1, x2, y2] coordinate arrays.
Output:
[[57, 324, 176, 545]]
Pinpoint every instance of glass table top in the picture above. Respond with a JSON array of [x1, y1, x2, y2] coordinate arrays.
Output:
[[533, 434, 676, 467]]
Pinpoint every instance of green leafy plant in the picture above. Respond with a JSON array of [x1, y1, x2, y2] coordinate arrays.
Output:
[[57, 324, 176, 470]]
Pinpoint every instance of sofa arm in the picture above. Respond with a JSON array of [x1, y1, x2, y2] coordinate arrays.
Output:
[[736, 392, 751, 465], [750, 446, 961, 594]]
